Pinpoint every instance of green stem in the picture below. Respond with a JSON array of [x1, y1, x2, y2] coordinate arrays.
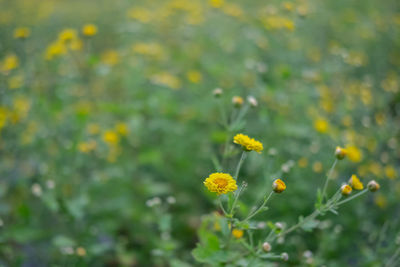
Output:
[[219, 197, 228, 215], [243, 191, 274, 221], [229, 182, 247, 215], [234, 151, 247, 180], [336, 189, 368, 206], [278, 209, 320, 238], [321, 159, 338, 201], [386, 246, 400, 267]]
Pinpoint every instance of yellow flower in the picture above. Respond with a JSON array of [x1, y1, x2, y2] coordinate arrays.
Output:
[[233, 133, 263, 153], [1, 54, 19, 72], [232, 229, 244, 239], [78, 140, 97, 153], [58, 28, 78, 42], [186, 70, 202, 83], [45, 41, 67, 60], [14, 27, 30, 39], [101, 50, 119, 66], [384, 165, 397, 179], [82, 24, 98, 36], [348, 174, 363, 190], [312, 161, 323, 173], [341, 184, 352, 196], [76, 247, 86, 257], [335, 146, 347, 160], [298, 157, 308, 168], [103, 130, 119, 145], [209, 0, 224, 8], [115, 122, 128, 136], [272, 179, 286, 193], [313, 118, 329, 133], [346, 145, 362, 162], [232, 96, 244, 107], [203, 172, 237, 195]]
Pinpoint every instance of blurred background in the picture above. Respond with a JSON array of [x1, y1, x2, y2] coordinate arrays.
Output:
[[0, 0, 399, 266]]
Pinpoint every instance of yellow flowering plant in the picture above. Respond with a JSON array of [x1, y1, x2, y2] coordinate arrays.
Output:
[[193, 92, 381, 265]]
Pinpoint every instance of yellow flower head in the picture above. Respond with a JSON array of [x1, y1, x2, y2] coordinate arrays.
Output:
[[346, 145, 362, 162], [58, 29, 78, 42], [341, 184, 352, 196], [232, 229, 243, 239], [272, 179, 286, 193], [233, 133, 263, 153], [82, 24, 98, 36], [335, 146, 347, 160], [14, 27, 30, 39], [203, 172, 237, 195], [103, 130, 119, 145], [349, 174, 363, 190], [1, 54, 19, 72], [314, 118, 329, 133], [232, 96, 244, 107]]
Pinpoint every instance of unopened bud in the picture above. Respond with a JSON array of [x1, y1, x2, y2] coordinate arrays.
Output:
[[281, 252, 289, 261], [275, 222, 284, 230], [262, 242, 271, 252], [335, 146, 347, 160], [232, 96, 244, 107], [367, 180, 380, 192], [247, 96, 258, 107], [341, 184, 352, 196], [272, 179, 286, 193], [213, 88, 223, 97]]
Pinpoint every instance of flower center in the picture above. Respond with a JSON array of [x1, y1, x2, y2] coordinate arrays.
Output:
[[214, 178, 228, 188]]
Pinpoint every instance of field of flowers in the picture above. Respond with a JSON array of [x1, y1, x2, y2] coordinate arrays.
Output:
[[0, 0, 399, 266]]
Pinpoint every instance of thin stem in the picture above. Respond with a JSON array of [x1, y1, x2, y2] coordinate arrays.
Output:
[[278, 209, 320, 238], [336, 189, 368, 206], [321, 159, 338, 201], [229, 182, 247, 215], [219, 197, 228, 216], [243, 191, 274, 221], [234, 151, 247, 180], [386, 246, 400, 267]]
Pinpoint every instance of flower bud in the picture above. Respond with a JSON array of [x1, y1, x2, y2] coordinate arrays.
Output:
[[232, 229, 244, 239], [335, 146, 347, 160], [213, 88, 223, 97], [341, 184, 352, 196], [367, 180, 380, 192], [262, 242, 271, 252], [272, 179, 286, 193], [232, 96, 244, 107], [247, 96, 258, 107], [281, 252, 289, 261], [275, 222, 284, 230]]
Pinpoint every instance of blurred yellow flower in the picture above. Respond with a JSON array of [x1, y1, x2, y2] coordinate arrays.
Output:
[[375, 194, 387, 208], [14, 27, 30, 39], [232, 229, 244, 239], [298, 157, 308, 168], [313, 118, 329, 133], [103, 130, 119, 145], [101, 50, 119, 66], [233, 133, 263, 153], [348, 174, 363, 190], [1, 54, 19, 72], [151, 72, 181, 90], [186, 70, 202, 83], [312, 161, 323, 173], [8, 75, 24, 89], [58, 28, 78, 42], [76, 247, 86, 257], [232, 96, 244, 107], [115, 123, 128, 136], [87, 123, 100, 135], [203, 172, 237, 195], [82, 24, 98, 36], [128, 7, 152, 23], [78, 140, 97, 153], [346, 145, 362, 162], [45, 41, 67, 60], [384, 165, 397, 179], [209, 0, 224, 8]]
